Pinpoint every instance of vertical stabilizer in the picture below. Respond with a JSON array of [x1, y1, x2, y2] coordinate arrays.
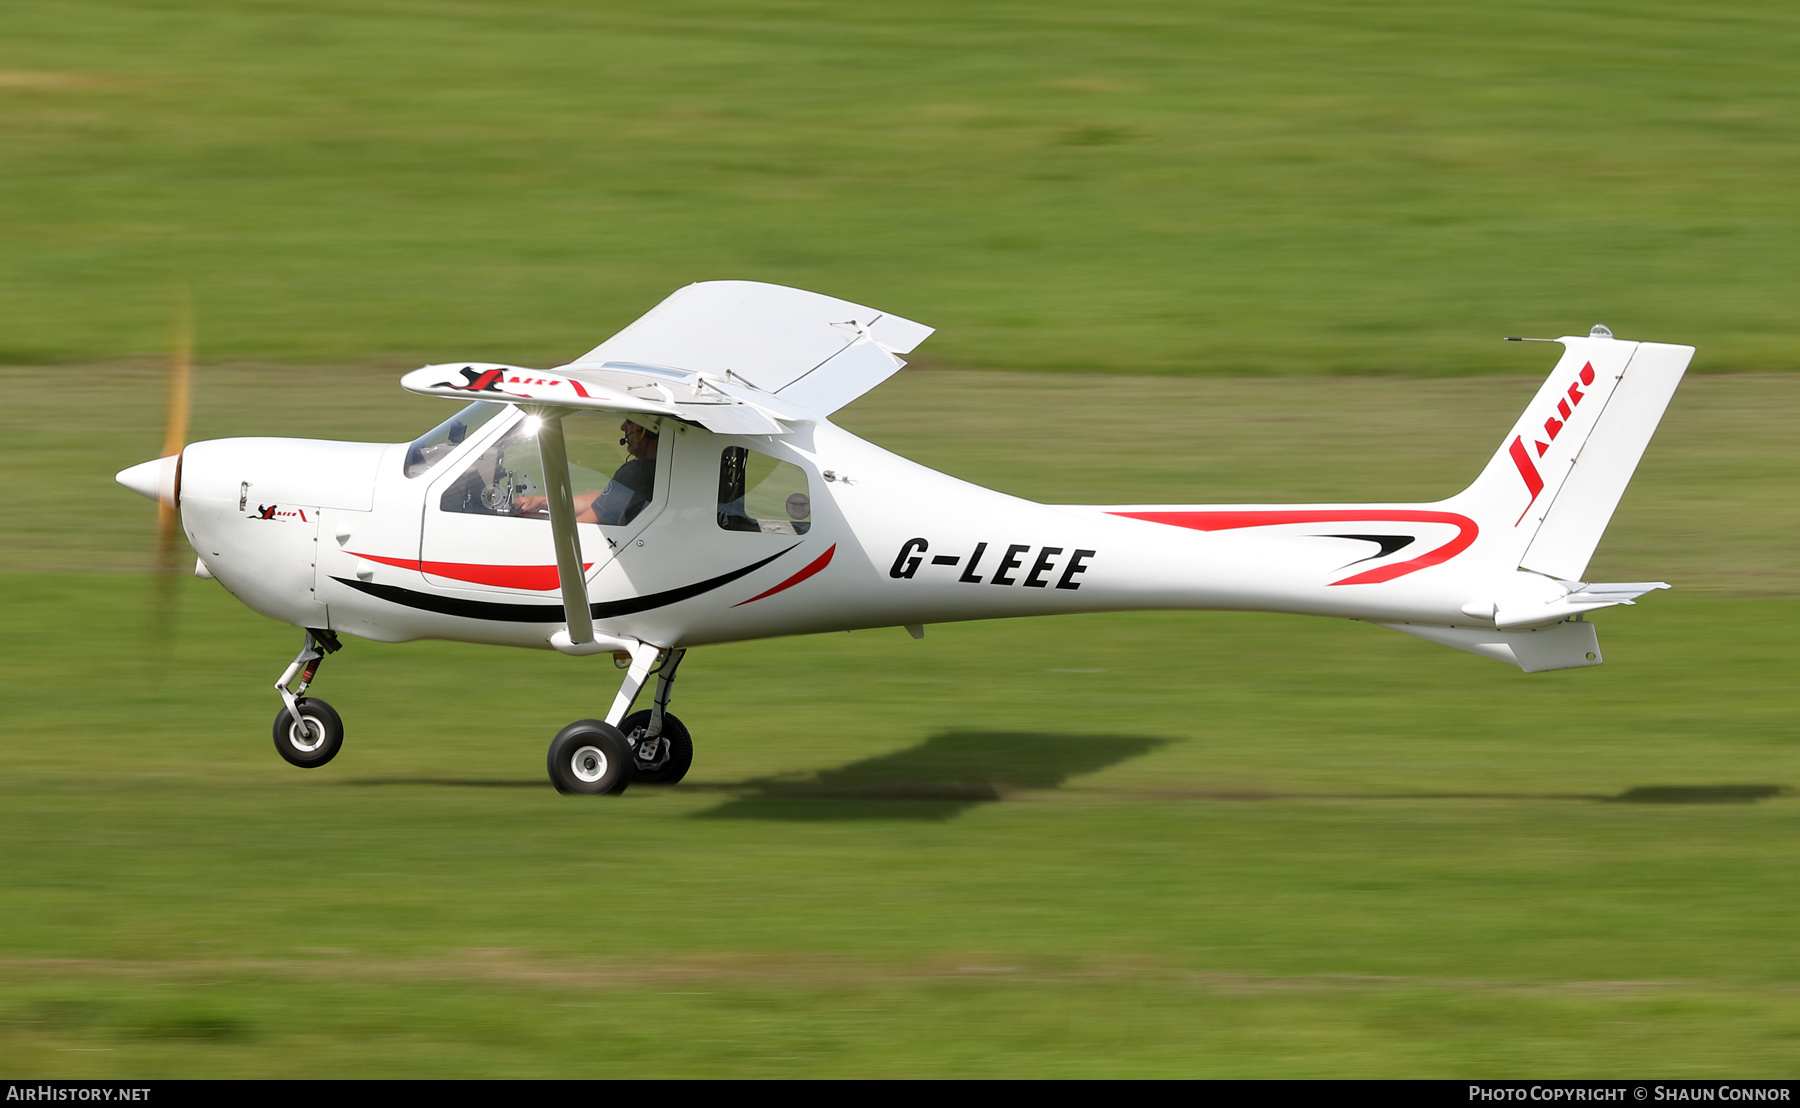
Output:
[[1446, 333, 1691, 575]]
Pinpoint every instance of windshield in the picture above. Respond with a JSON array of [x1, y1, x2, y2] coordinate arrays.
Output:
[[404, 402, 505, 478]]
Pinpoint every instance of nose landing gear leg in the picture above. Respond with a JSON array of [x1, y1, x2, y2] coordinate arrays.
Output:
[[272, 628, 344, 768]]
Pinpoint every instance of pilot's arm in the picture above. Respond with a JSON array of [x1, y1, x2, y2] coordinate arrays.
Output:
[[511, 457, 651, 525], [509, 490, 602, 521]]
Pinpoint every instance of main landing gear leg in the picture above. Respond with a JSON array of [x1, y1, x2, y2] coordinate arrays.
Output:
[[605, 641, 665, 728], [623, 649, 692, 786], [271, 628, 344, 768], [545, 643, 694, 795]]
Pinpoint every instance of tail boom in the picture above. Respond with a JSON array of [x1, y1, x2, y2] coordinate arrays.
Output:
[[1046, 331, 1690, 671]]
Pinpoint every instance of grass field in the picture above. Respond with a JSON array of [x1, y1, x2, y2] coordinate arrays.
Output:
[[3, 0, 1800, 373], [4, 0, 1797, 1078], [1, 363, 1797, 1076]]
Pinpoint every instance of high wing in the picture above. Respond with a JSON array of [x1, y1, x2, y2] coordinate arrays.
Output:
[[570, 280, 934, 415], [398, 360, 800, 435], [401, 282, 935, 429]]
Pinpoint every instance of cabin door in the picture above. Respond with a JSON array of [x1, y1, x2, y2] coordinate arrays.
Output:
[[420, 409, 670, 599]]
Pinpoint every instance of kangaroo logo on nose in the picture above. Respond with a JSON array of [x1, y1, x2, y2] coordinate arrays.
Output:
[[250, 504, 307, 522]]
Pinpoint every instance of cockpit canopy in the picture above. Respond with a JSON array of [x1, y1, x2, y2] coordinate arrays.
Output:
[[404, 401, 505, 478]]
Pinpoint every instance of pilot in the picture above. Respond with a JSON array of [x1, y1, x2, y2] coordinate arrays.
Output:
[[590, 419, 659, 525], [515, 419, 658, 526]]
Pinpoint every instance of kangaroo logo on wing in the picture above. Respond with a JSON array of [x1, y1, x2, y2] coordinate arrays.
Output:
[[435, 365, 576, 396], [1508, 361, 1599, 525]]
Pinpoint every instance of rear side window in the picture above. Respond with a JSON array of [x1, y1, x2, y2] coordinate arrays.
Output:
[[718, 446, 811, 535]]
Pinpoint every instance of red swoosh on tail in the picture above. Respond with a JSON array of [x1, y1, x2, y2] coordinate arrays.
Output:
[[1107, 510, 1477, 586]]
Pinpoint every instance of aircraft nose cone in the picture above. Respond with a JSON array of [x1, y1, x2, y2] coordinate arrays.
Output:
[[117, 455, 179, 508]]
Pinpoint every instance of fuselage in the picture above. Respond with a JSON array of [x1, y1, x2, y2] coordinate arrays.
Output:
[[174, 404, 1563, 654]]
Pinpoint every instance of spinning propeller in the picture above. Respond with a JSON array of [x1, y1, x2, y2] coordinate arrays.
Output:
[[156, 287, 193, 580], [115, 288, 195, 656]]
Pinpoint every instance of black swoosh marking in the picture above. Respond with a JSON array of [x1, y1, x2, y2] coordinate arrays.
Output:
[[332, 546, 797, 623], [1326, 533, 1415, 567]]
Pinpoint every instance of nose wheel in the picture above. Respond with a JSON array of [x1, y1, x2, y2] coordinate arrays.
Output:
[[273, 697, 344, 767], [270, 628, 344, 769]]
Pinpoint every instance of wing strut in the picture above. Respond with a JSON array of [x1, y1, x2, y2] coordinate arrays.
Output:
[[533, 412, 595, 648]]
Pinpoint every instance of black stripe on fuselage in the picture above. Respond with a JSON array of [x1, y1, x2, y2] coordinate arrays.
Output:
[[331, 546, 797, 623], [1327, 533, 1415, 567]]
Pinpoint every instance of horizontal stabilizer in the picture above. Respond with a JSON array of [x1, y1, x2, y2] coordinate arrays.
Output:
[[1494, 581, 1670, 629], [1381, 619, 1602, 673]]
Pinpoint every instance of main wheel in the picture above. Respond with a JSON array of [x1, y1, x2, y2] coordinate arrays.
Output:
[[547, 720, 632, 796], [621, 710, 693, 786], [273, 697, 344, 768]]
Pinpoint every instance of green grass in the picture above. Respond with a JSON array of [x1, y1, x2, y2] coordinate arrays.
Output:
[[3, 0, 1799, 372], [1, 363, 1798, 1075], [5, 0, 1799, 1074]]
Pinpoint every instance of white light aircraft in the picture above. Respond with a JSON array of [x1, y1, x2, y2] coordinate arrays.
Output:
[[116, 281, 1692, 795]]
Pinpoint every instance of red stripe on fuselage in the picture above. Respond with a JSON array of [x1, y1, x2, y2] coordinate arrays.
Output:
[[733, 544, 836, 606], [1107, 510, 1478, 586], [349, 552, 591, 591]]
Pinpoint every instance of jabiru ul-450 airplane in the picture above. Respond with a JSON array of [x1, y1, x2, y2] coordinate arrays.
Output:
[[116, 281, 1692, 795]]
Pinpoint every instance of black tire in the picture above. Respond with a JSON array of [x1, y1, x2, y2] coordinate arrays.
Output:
[[621, 709, 693, 786], [272, 697, 344, 768], [547, 720, 632, 796]]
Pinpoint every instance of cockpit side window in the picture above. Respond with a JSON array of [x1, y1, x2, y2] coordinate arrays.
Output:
[[717, 446, 811, 535], [404, 402, 505, 478], [439, 412, 660, 527]]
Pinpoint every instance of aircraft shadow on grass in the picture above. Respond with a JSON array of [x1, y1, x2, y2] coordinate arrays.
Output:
[[343, 776, 543, 789], [690, 730, 1172, 822], [340, 751, 1784, 816], [1607, 784, 1784, 804]]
